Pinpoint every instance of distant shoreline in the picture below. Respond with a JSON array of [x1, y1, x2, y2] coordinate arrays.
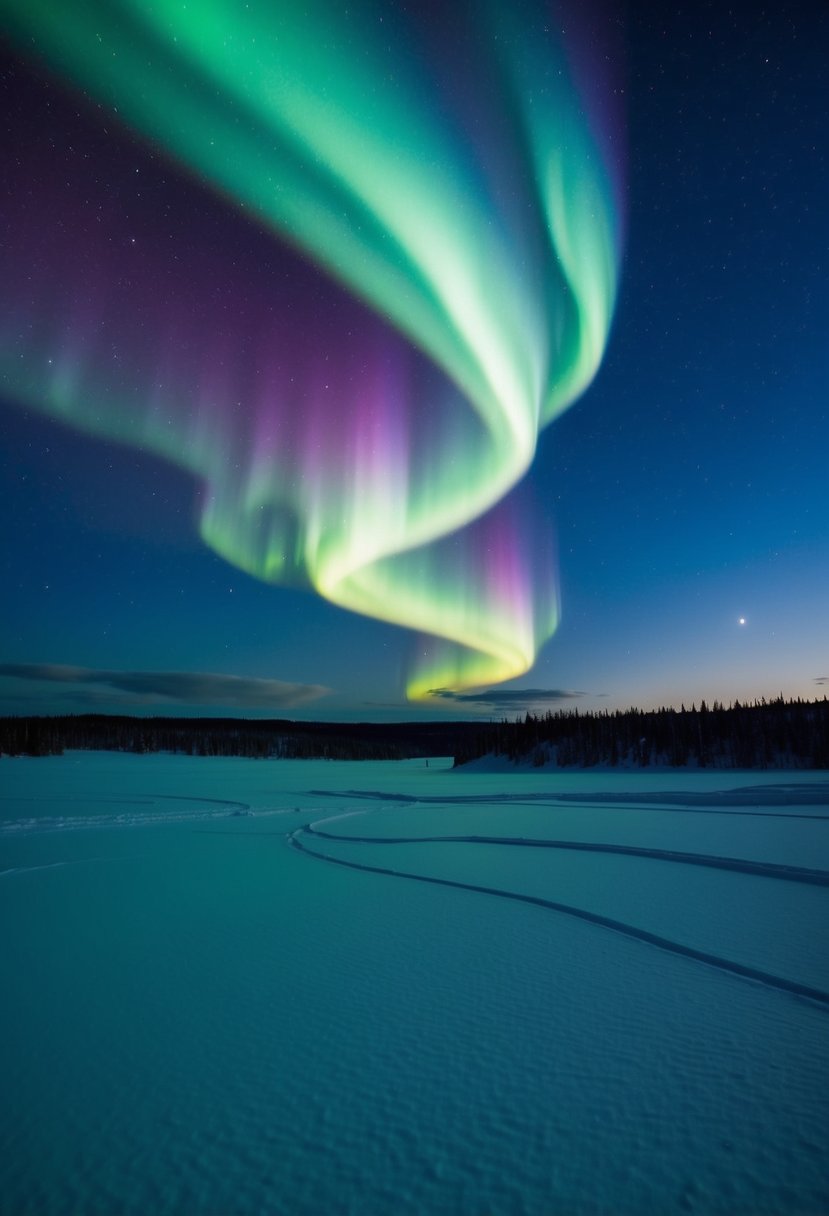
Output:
[[1, 697, 827, 769]]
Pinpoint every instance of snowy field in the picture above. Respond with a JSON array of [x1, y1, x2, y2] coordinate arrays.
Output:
[[1, 752, 827, 1215]]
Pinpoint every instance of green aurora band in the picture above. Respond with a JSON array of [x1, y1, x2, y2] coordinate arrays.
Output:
[[1, 0, 622, 700]]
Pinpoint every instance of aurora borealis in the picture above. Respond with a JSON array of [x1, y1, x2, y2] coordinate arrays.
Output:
[[0, 0, 621, 699], [1, 0, 826, 719]]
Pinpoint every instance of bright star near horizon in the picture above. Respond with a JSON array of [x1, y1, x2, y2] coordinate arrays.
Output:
[[739, 617, 746, 625]]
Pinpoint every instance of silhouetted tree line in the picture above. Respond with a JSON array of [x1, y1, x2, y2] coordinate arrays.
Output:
[[452, 696, 829, 770], [0, 714, 483, 761], [3, 699, 826, 768]]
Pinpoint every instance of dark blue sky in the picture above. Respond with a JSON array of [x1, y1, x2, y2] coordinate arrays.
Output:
[[1, 0, 826, 720]]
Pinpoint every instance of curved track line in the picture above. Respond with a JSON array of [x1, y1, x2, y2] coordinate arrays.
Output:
[[291, 832, 829, 1010], [308, 789, 829, 818], [303, 826, 829, 887]]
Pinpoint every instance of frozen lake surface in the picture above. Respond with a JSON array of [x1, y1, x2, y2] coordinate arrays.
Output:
[[1, 753, 828, 1215]]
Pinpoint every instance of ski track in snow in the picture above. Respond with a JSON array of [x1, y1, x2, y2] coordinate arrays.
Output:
[[292, 782, 829, 1012], [302, 824, 829, 886], [291, 826, 829, 1010]]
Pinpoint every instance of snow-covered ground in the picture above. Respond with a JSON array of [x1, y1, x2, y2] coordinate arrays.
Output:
[[1, 752, 827, 1214]]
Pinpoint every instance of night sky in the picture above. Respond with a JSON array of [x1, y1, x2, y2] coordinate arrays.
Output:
[[1, 0, 826, 721]]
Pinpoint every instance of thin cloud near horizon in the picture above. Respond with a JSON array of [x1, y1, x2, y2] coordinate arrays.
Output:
[[427, 687, 587, 711], [0, 663, 331, 710]]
